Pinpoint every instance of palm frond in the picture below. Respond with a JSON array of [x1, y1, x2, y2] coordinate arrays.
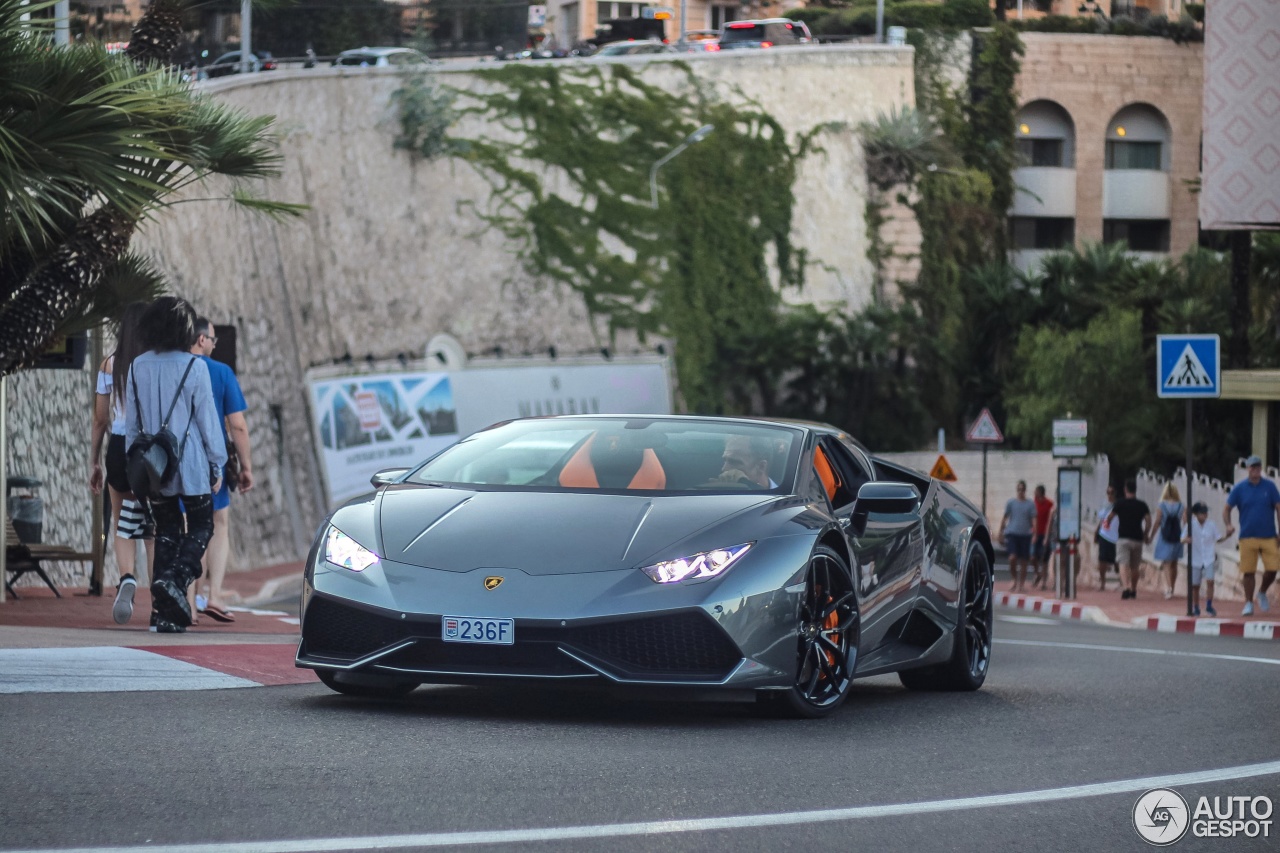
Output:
[[858, 106, 955, 192], [54, 252, 168, 337], [229, 190, 309, 220]]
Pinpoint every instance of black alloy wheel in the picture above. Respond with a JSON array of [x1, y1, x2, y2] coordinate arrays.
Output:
[[317, 669, 419, 699], [899, 544, 992, 691], [770, 544, 860, 718], [960, 546, 993, 680]]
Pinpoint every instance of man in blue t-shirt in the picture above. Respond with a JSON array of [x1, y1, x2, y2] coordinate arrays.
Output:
[[188, 318, 254, 623], [1224, 455, 1280, 616]]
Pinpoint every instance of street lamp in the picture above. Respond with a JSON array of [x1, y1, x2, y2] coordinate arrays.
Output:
[[647, 124, 715, 209]]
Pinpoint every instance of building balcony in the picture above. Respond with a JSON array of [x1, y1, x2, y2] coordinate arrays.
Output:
[[1103, 170, 1170, 220], [1011, 167, 1077, 218], [1010, 248, 1057, 273]]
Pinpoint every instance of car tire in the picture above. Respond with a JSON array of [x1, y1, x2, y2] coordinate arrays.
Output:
[[899, 544, 992, 692], [317, 669, 419, 699], [761, 544, 860, 719]]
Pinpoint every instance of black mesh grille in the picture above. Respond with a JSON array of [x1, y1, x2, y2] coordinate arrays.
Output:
[[302, 596, 408, 659], [302, 598, 742, 680], [567, 612, 741, 678]]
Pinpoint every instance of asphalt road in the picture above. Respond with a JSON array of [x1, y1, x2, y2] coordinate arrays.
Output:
[[3, 617, 1279, 853]]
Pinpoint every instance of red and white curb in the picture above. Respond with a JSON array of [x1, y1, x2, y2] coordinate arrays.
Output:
[[1140, 614, 1280, 640], [995, 592, 1107, 623], [996, 591, 1280, 641]]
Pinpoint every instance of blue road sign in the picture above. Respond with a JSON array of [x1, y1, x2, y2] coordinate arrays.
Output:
[[1156, 334, 1220, 399]]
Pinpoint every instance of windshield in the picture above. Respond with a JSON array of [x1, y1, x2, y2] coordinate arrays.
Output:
[[409, 418, 801, 494]]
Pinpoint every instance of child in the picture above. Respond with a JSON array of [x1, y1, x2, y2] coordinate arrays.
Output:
[[1182, 502, 1229, 616]]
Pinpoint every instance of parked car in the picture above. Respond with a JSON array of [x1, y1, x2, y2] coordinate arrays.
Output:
[[717, 18, 813, 50], [679, 39, 721, 53], [204, 50, 277, 78], [590, 40, 676, 57], [333, 46, 431, 68], [296, 414, 995, 718]]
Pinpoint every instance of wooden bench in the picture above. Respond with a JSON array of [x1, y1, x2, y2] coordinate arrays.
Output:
[[5, 517, 95, 599]]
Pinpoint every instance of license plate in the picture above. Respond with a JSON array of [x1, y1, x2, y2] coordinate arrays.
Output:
[[442, 616, 514, 645]]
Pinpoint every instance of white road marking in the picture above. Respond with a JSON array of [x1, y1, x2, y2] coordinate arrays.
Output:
[[5, 760, 1280, 853], [996, 615, 1060, 625], [995, 638, 1280, 666], [0, 647, 258, 694]]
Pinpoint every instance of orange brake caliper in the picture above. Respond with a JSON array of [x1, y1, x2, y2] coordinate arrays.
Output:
[[821, 591, 840, 674]]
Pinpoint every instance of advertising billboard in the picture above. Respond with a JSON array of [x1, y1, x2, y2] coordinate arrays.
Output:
[[1200, 0, 1280, 229], [308, 359, 671, 504]]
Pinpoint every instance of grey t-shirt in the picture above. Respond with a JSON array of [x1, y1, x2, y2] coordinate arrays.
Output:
[[1004, 497, 1036, 536]]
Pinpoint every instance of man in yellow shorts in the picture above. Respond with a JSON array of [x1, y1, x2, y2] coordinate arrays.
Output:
[[1223, 455, 1280, 616]]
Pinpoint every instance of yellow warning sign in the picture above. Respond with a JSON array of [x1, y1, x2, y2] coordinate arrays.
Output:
[[930, 454, 958, 482]]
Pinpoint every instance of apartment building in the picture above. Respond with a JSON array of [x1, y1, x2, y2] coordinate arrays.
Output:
[[543, 0, 804, 48], [1009, 32, 1203, 269]]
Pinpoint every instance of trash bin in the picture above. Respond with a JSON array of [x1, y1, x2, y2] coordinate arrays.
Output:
[[7, 476, 43, 544], [887, 26, 907, 46]]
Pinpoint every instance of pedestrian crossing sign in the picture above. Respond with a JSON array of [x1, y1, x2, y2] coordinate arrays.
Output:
[[1156, 334, 1220, 399], [929, 454, 958, 482]]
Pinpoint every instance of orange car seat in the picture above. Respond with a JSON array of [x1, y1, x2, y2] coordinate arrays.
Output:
[[558, 434, 667, 490]]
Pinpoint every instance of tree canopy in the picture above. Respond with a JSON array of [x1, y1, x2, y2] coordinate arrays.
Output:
[[0, 0, 300, 377]]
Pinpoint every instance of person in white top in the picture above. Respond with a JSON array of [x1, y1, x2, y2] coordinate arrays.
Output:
[[1182, 501, 1229, 617], [1095, 484, 1120, 590], [88, 302, 154, 623]]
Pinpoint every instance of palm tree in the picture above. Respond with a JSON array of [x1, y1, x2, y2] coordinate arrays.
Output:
[[0, 0, 301, 377]]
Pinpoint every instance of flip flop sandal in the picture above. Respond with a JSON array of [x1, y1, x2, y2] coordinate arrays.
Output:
[[203, 604, 236, 623]]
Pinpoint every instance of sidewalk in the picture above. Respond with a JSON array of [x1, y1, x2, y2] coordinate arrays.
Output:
[[994, 567, 1280, 640], [0, 560, 304, 637]]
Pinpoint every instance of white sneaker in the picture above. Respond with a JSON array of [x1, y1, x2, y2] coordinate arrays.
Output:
[[1243, 602, 1255, 617], [1258, 593, 1271, 613], [195, 593, 209, 613], [112, 576, 136, 624]]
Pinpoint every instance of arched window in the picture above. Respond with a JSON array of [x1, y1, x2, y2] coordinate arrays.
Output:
[[1015, 100, 1075, 168], [1105, 104, 1171, 171]]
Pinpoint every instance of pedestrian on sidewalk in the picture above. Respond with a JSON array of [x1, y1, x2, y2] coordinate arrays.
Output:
[[998, 481, 1036, 593], [1183, 502, 1228, 617], [1148, 482, 1185, 600], [88, 301, 155, 624], [1095, 484, 1119, 590], [188, 317, 254, 624], [125, 297, 227, 633], [1031, 484, 1054, 590], [1223, 455, 1280, 617], [1108, 479, 1150, 600]]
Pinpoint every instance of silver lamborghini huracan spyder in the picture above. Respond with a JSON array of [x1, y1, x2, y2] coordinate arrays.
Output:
[[296, 415, 994, 717]]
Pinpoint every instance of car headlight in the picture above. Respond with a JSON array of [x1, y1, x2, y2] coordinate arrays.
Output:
[[640, 543, 753, 584], [324, 527, 380, 572]]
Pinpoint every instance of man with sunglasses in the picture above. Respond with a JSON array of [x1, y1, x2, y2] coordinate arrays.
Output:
[[188, 318, 254, 623]]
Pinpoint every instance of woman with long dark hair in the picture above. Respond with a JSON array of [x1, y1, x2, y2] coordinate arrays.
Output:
[[89, 301, 154, 622], [125, 297, 227, 633]]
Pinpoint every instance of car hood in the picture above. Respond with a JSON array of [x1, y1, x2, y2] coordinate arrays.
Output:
[[377, 487, 773, 575]]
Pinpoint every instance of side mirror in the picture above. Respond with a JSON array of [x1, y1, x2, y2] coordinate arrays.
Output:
[[850, 482, 921, 535], [370, 467, 410, 488]]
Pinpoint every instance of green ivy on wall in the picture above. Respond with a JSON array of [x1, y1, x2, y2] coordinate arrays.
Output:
[[411, 62, 817, 414]]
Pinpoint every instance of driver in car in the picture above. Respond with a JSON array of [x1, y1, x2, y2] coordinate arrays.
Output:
[[716, 435, 776, 489]]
